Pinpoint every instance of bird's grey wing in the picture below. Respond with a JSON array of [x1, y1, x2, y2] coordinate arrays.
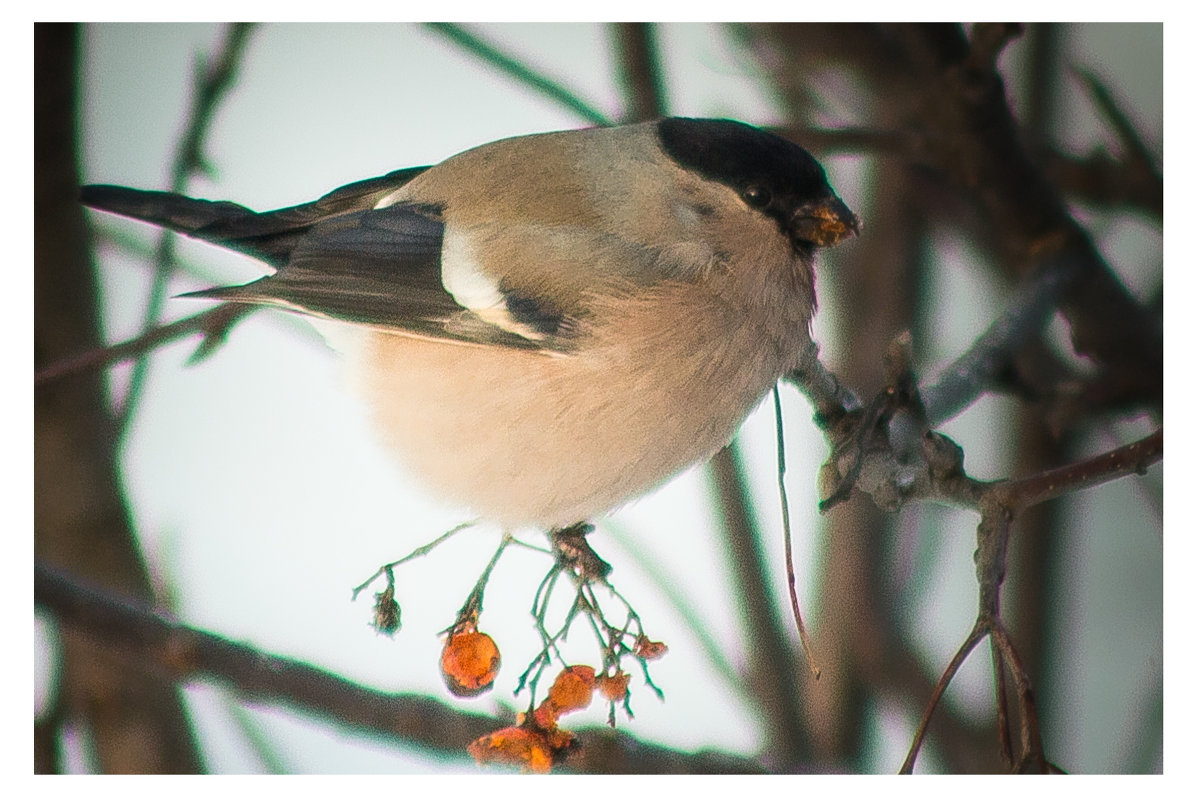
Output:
[[85, 170, 568, 351], [187, 202, 568, 352]]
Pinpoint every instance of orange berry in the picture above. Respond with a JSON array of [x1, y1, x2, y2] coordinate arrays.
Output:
[[546, 665, 596, 715], [531, 700, 559, 730], [634, 635, 668, 661], [468, 725, 554, 773], [440, 629, 501, 697], [597, 670, 631, 702], [468, 721, 580, 773]]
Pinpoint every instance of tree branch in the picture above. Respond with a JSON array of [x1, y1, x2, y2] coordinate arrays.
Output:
[[707, 446, 813, 768], [34, 303, 253, 388], [919, 254, 1079, 427], [116, 23, 257, 432], [611, 23, 668, 122], [991, 428, 1163, 511], [423, 23, 613, 126], [36, 22, 204, 773], [35, 562, 768, 774]]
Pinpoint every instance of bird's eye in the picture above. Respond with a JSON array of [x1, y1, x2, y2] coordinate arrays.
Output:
[[741, 185, 772, 208]]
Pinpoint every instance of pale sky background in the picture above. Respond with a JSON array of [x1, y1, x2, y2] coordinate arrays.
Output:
[[32, 21, 1166, 775]]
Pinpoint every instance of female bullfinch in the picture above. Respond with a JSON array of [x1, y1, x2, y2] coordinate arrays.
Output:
[[82, 117, 858, 530]]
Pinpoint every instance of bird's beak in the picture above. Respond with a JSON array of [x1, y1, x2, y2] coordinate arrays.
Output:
[[790, 195, 860, 248]]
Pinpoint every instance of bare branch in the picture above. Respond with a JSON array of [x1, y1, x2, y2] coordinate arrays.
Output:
[[992, 428, 1163, 511], [35, 562, 768, 774], [965, 23, 1024, 72], [35, 303, 253, 388], [1042, 148, 1163, 219], [920, 255, 1078, 426], [116, 23, 257, 432], [707, 445, 813, 767], [751, 23, 1162, 407], [610, 23, 668, 122], [423, 23, 613, 126], [37, 22, 205, 772], [67, 22, 1161, 774], [787, 310, 1157, 773], [900, 619, 988, 773], [785, 339, 862, 428], [1074, 66, 1160, 175]]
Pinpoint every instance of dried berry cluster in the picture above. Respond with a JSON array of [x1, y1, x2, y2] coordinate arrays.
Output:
[[359, 526, 669, 772]]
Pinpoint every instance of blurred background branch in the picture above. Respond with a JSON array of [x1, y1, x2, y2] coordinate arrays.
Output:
[[35, 21, 1162, 774], [36, 563, 764, 774], [34, 22, 204, 774], [115, 23, 257, 434]]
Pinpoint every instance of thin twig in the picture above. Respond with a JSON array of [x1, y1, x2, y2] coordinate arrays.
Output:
[[900, 619, 989, 773], [601, 520, 742, 692], [990, 636, 1014, 769], [34, 303, 251, 388], [116, 23, 257, 432], [423, 23, 613, 126], [35, 561, 763, 773], [990, 624, 1047, 771], [992, 428, 1163, 511], [449, 533, 515, 628], [350, 520, 479, 601], [773, 386, 820, 679], [1074, 66, 1160, 175]]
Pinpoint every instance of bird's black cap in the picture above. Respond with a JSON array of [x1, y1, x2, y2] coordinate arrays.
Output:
[[656, 117, 856, 250], [657, 118, 830, 199]]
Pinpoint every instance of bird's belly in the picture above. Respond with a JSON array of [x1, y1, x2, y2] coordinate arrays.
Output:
[[352, 316, 797, 530]]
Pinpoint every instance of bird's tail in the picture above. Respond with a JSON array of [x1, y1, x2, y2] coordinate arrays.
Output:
[[80, 185, 257, 238], [79, 185, 305, 266], [80, 167, 431, 267]]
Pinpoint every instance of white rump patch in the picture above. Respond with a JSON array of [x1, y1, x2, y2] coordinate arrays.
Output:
[[439, 229, 548, 342], [440, 229, 506, 311]]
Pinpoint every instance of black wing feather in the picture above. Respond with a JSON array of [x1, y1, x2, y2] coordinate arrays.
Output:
[[83, 168, 562, 351]]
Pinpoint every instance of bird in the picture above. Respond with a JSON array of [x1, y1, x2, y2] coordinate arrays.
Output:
[[81, 117, 857, 534]]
